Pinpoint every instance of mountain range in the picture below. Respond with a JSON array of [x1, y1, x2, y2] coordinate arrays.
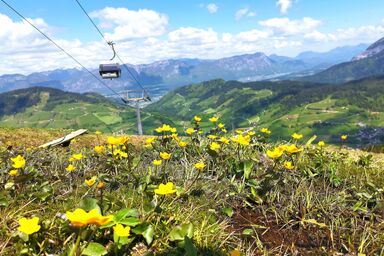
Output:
[[0, 44, 368, 97], [300, 37, 384, 83]]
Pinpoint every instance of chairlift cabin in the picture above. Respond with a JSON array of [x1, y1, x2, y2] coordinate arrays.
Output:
[[99, 63, 121, 79], [99, 41, 121, 79]]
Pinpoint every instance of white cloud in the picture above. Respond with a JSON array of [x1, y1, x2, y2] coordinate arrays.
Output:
[[235, 8, 248, 21], [235, 29, 272, 42], [235, 8, 256, 20], [2, 10, 384, 75], [260, 17, 322, 35], [304, 30, 330, 41], [206, 3, 218, 14], [90, 7, 168, 41], [276, 0, 292, 14], [168, 27, 218, 45]]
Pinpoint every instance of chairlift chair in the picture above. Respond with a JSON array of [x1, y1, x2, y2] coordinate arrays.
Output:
[[99, 41, 121, 79], [99, 63, 121, 79]]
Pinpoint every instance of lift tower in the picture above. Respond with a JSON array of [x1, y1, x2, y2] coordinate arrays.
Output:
[[122, 90, 151, 135]]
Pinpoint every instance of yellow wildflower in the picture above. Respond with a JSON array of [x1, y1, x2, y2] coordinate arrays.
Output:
[[285, 144, 302, 154], [209, 142, 221, 151], [208, 135, 217, 140], [178, 141, 188, 147], [194, 162, 206, 170], [11, 155, 26, 169], [66, 164, 76, 172], [71, 153, 83, 161], [94, 145, 105, 153], [209, 116, 218, 123], [145, 137, 155, 144], [95, 131, 102, 135], [153, 159, 162, 166], [9, 169, 18, 176], [318, 141, 325, 147], [113, 224, 131, 237], [85, 176, 97, 187], [221, 128, 227, 133], [220, 137, 230, 144], [17, 217, 41, 235], [113, 149, 128, 158], [291, 133, 303, 140], [66, 208, 113, 228], [248, 131, 256, 136], [107, 136, 129, 146], [170, 127, 177, 133], [260, 128, 271, 134], [266, 148, 283, 159], [283, 161, 294, 170], [194, 116, 202, 122], [185, 128, 196, 135], [118, 150, 128, 158], [218, 123, 225, 129], [341, 135, 348, 140], [229, 250, 241, 256], [231, 135, 251, 146], [154, 182, 177, 195], [160, 152, 171, 160], [96, 182, 105, 190], [277, 144, 289, 152], [155, 124, 173, 133]]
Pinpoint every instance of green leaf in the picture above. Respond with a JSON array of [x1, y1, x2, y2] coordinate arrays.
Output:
[[302, 219, 327, 228], [119, 217, 142, 227], [305, 135, 317, 146], [113, 208, 139, 223], [240, 160, 253, 179], [0, 194, 9, 207], [250, 187, 263, 204], [142, 225, 154, 245], [169, 223, 194, 241], [82, 242, 107, 256], [184, 236, 197, 256], [242, 228, 253, 235], [4, 182, 14, 190], [222, 207, 234, 217], [34, 192, 51, 201], [79, 198, 100, 212], [132, 224, 154, 245]]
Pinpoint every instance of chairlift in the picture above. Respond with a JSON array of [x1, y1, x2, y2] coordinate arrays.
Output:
[[99, 63, 121, 79], [99, 41, 121, 79], [124, 90, 150, 102]]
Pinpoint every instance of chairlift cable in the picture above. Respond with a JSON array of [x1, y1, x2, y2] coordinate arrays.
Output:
[[74, 0, 151, 100], [0, 0, 127, 104]]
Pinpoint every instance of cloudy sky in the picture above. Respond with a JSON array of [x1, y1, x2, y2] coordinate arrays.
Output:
[[1, 0, 384, 74]]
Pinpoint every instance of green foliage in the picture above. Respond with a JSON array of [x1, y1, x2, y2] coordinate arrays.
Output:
[[148, 77, 384, 145]]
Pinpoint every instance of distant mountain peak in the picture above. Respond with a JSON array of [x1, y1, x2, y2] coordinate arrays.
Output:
[[352, 37, 384, 61]]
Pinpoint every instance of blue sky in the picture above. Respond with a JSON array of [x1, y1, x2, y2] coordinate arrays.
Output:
[[1, 0, 384, 74]]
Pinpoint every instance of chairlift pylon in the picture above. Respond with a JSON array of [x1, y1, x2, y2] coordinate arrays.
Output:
[[99, 41, 121, 79]]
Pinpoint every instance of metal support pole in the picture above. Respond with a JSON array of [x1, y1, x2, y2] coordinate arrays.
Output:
[[136, 101, 143, 135]]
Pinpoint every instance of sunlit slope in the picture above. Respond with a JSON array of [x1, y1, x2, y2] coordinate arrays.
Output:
[[147, 78, 384, 144], [0, 87, 173, 133]]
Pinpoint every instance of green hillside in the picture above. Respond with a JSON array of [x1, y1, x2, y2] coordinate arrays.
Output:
[[302, 51, 384, 84], [0, 87, 173, 134], [147, 78, 384, 145]]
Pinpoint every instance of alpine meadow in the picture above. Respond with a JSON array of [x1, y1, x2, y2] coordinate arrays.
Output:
[[1, 1, 384, 255]]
